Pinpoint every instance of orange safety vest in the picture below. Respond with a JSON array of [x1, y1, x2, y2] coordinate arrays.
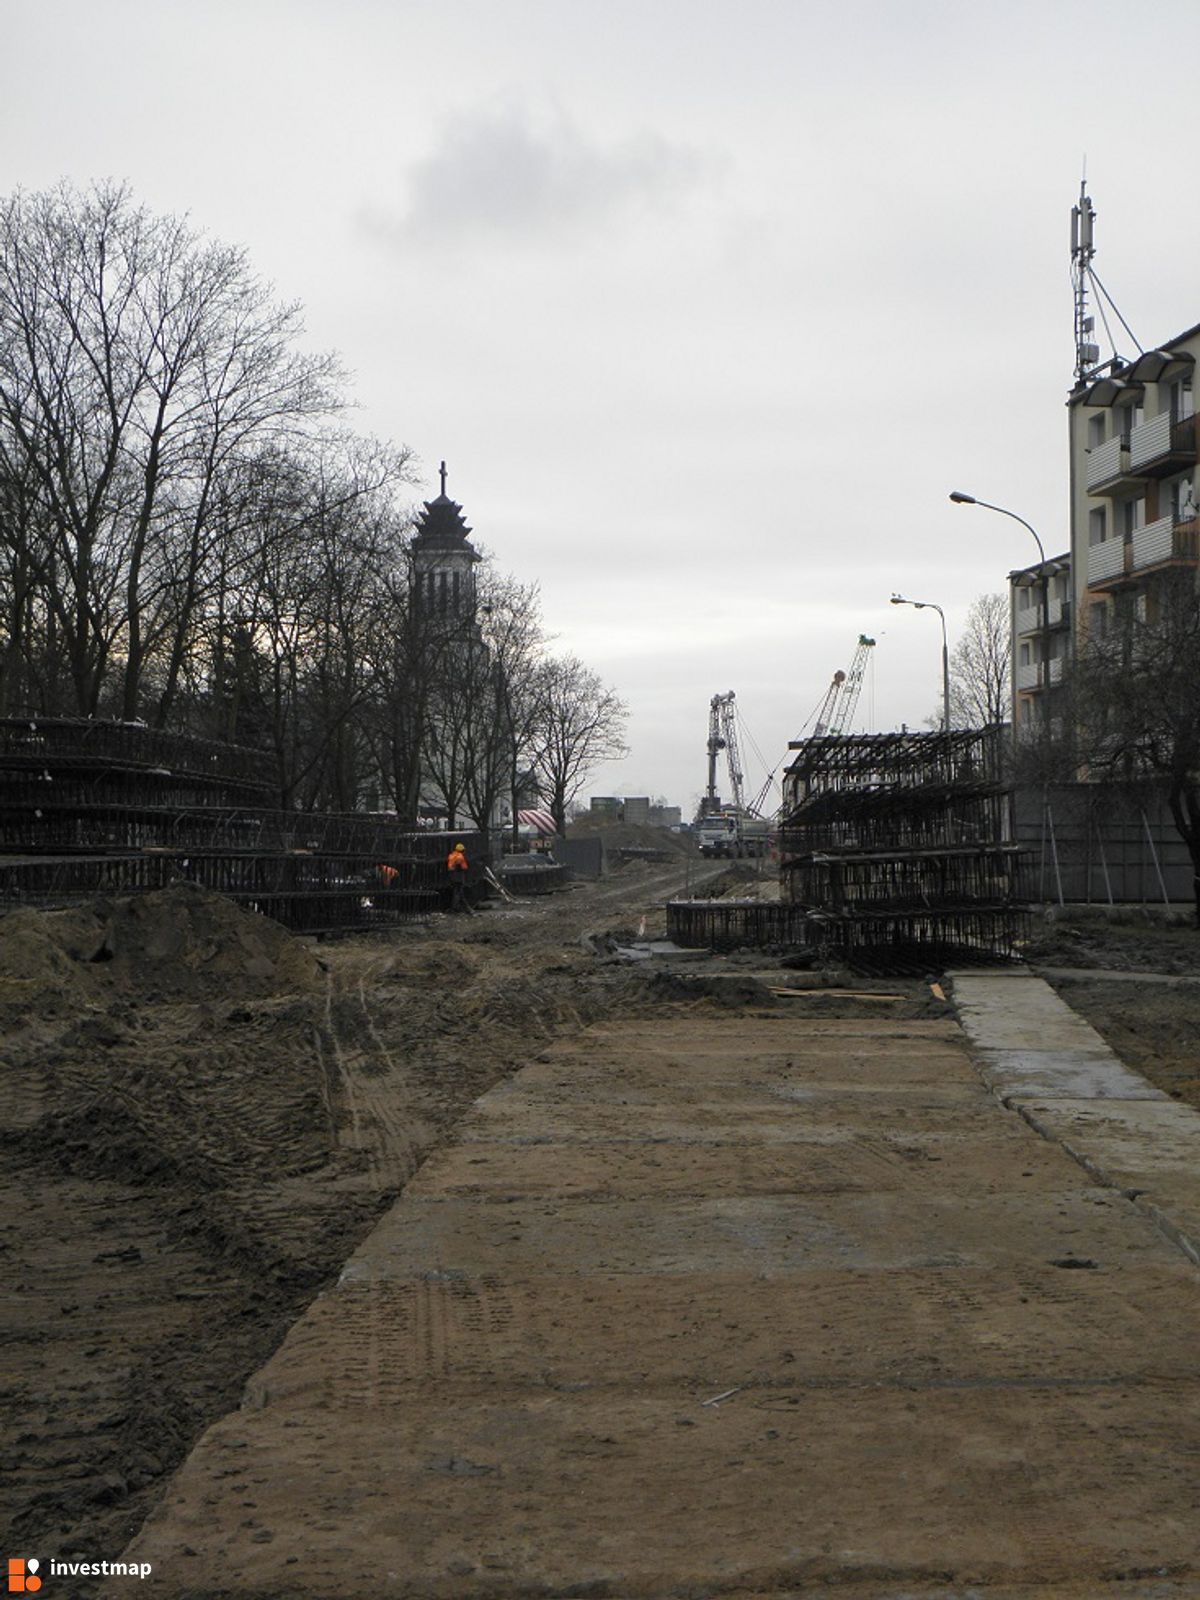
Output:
[[447, 848, 468, 872]]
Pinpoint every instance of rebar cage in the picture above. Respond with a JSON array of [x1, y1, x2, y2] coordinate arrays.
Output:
[[0, 718, 484, 931], [666, 728, 1029, 970]]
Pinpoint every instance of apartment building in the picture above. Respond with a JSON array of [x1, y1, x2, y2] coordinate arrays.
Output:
[[1010, 326, 1200, 734], [1070, 328, 1199, 642], [1009, 552, 1071, 735]]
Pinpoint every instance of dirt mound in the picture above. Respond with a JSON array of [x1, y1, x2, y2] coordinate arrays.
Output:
[[0, 882, 321, 1009], [704, 861, 777, 898], [645, 969, 777, 1007], [403, 944, 481, 986], [0, 906, 104, 1013], [567, 819, 694, 857]]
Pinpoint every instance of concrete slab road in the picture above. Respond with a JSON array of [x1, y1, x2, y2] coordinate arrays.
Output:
[[116, 1001, 1200, 1599]]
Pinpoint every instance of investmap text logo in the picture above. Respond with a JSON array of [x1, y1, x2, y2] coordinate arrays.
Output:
[[8, 1557, 153, 1589]]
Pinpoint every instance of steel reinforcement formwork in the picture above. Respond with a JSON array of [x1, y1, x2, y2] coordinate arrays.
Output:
[[0, 718, 485, 932], [667, 729, 1028, 971], [780, 728, 1028, 967]]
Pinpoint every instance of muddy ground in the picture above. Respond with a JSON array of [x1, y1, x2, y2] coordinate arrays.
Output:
[[0, 864, 674, 1564], [4, 863, 1197, 1582], [7, 853, 904, 1573]]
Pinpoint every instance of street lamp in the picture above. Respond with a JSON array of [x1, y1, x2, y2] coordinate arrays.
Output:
[[948, 491, 1046, 564], [950, 491, 1050, 727], [891, 593, 950, 733]]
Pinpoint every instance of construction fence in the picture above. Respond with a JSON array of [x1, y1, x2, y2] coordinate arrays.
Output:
[[1013, 782, 1194, 906]]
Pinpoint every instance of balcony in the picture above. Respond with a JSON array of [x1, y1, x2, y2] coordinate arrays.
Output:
[[1085, 433, 1141, 495], [1015, 657, 1064, 692], [1013, 593, 1071, 637], [1087, 537, 1129, 588], [1131, 514, 1200, 574], [1129, 410, 1198, 477]]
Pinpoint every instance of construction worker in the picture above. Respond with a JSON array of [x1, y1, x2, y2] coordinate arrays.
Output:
[[447, 840, 469, 911]]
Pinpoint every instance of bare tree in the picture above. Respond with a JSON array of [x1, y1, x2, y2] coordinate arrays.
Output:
[[1070, 571, 1200, 926], [460, 573, 544, 834], [949, 592, 1011, 729], [213, 435, 413, 808], [359, 542, 470, 826], [0, 180, 341, 721], [529, 656, 628, 833]]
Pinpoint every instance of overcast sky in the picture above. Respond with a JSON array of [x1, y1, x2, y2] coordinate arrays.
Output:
[[5, 0, 1200, 814]]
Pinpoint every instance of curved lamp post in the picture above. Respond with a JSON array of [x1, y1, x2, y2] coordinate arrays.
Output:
[[949, 491, 1050, 726], [891, 594, 951, 732]]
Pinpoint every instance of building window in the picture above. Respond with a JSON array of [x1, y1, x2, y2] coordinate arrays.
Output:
[[1116, 401, 1142, 441], [1169, 376, 1194, 423], [1088, 506, 1106, 546], [1089, 601, 1108, 638], [1169, 476, 1197, 522], [1087, 413, 1106, 448], [1116, 497, 1145, 537]]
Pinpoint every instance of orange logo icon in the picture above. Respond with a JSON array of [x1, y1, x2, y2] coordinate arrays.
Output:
[[7, 1560, 41, 1594]]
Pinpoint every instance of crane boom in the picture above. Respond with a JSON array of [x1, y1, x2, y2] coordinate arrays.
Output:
[[696, 688, 771, 855], [812, 669, 847, 737], [811, 636, 875, 738], [718, 695, 745, 812], [702, 691, 746, 817], [826, 635, 875, 735]]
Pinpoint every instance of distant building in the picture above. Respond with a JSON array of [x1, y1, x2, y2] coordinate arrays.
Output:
[[408, 464, 505, 828], [588, 795, 681, 828], [410, 461, 483, 627], [1008, 553, 1071, 737]]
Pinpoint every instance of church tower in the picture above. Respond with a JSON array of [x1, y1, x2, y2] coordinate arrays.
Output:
[[410, 461, 482, 623]]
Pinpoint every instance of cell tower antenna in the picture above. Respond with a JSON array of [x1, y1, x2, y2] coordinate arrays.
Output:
[[1071, 173, 1143, 387], [1071, 175, 1100, 386]]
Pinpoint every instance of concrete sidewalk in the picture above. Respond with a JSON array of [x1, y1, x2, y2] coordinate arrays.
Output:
[[954, 968, 1200, 1269], [120, 995, 1200, 1598]]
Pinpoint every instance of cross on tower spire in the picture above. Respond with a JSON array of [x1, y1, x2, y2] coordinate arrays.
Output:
[[439, 460, 448, 496]]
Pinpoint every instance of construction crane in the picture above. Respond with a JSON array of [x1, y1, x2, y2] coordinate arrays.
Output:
[[701, 691, 745, 817], [812, 670, 847, 738], [696, 691, 771, 856], [812, 635, 875, 737]]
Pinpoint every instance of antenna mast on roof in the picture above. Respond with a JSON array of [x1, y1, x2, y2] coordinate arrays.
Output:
[[1071, 177, 1100, 386], [1070, 173, 1143, 387]]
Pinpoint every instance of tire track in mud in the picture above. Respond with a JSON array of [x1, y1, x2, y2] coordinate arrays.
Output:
[[319, 967, 423, 1193]]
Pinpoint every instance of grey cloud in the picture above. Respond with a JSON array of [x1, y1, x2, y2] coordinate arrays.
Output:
[[371, 103, 703, 246]]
